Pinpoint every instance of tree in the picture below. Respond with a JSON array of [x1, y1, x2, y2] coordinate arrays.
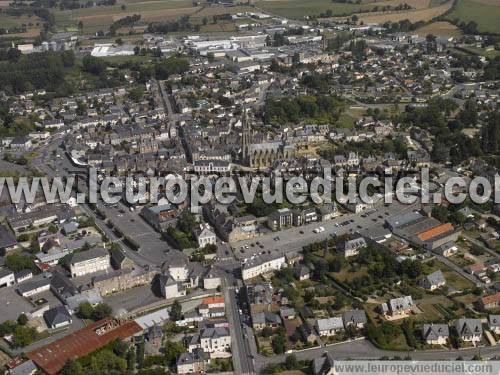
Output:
[[112, 339, 129, 357], [164, 340, 186, 366], [77, 301, 93, 319], [17, 314, 28, 326], [136, 340, 145, 368], [272, 333, 286, 354], [82, 55, 107, 75], [91, 303, 112, 320], [261, 326, 273, 338], [12, 325, 36, 347], [60, 360, 84, 375], [170, 299, 182, 321], [285, 354, 299, 370], [5, 253, 34, 273]]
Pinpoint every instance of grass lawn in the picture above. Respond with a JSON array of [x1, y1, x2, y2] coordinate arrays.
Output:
[[336, 113, 356, 128], [423, 259, 475, 291], [446, 0, 500, 34]]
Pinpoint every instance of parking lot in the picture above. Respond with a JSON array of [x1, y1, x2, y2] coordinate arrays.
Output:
[[97, 201, 181, 265], [230, 200, 421, 261], [0, 286, 34, 321]]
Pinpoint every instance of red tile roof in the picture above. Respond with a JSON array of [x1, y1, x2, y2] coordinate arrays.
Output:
[[481, 292, 500, 306], [202, 296, 224, 306], [28, 318, 142, 375], [417, 223, 454, 241]]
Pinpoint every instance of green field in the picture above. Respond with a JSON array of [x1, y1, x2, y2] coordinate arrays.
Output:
[[255, 0, 377, 19], [446, 0, 500, 34]]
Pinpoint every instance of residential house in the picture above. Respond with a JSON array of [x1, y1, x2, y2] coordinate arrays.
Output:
[[315, 317, 344, 337], [0, 268, 15, 288], [159, 274, 186, 300], [293, 265, 310, 281], [480, 292, 500, 310], [455, 318, 482, 343], [43, 306, 72, 329], [421, 270, 446, 291], [194, 223, 217, 248], [489, 315, 500, 335], [312, 352, 335, 375], [203, 267, 221, 290], [343, 236, 366, 258], [197, 327, 231, 354], [298, 323, 316, 344], [176, 349, 208, 374], [0, 225, 17, 255], [379, 296, 414, 317], [422, 324, 449, 345], [280, 307, 296, 320], [252, 311, 282, 330], [342, 310, 367, 329]]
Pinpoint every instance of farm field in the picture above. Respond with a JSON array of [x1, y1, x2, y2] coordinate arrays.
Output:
[[54, 1, 253, 33], [356, 0, 453, 24], [256, 0, 444, 19], [446, 0, 500, 34], [416, 21, 461, 37]]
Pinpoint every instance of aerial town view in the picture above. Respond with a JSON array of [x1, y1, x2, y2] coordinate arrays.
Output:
[[0, 0, 500, 374]]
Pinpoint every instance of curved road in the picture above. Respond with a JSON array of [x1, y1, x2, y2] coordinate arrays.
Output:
[[257, 338, 500, 370]]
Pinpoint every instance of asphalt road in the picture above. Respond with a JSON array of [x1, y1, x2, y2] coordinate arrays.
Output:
[[257, 338, 500, 369]]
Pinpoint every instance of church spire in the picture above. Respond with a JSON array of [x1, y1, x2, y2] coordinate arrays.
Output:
[[242, 105, 250, 164]]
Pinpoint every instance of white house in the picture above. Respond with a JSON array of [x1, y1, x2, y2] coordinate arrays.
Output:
[[195, 223, 217, 248], [0, 268, 15, 287], [315, 317, 344, 337], [67, 248, 110, 277], [241, 253, 286, 281]]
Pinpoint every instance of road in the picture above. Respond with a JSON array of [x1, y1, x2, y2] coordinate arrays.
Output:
[[256, 338, 500, 369], [223, 273, 256, 375]]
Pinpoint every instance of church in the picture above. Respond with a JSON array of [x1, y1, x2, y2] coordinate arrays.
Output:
[[241, 109, 295, 168]]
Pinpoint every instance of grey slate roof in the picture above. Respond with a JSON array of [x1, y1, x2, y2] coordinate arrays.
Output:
[[422, 324, 449, 340], [389, 295, 414, 312], [424, 270, 446, 287], [0, 225, 16, 249], [66, 247, 108, 265], [43, 305, 71, 327], [456, 318, 482, 336], [312, 353, 335, 375], [17, 277, 51, 295], [489, 315, 500, 328], [316, 317, 344, 332], [200, 327, 230, 339], [0, 267, 13, 279], [252, 311, 281, 326], [342, 310, 367, 326]]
